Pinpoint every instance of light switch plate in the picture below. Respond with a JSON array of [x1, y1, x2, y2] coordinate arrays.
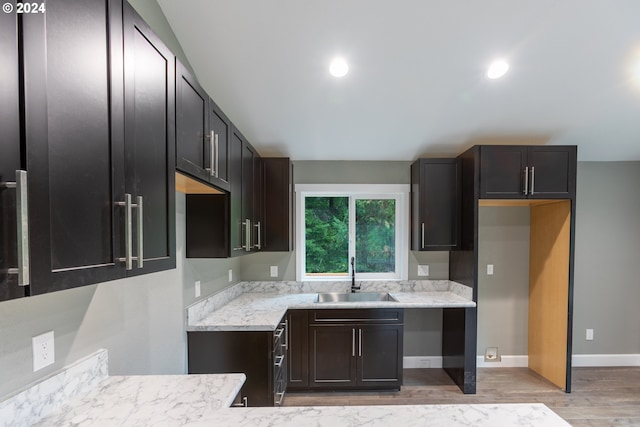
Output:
[[417, 265, 429, 277], [586, 329, 594, 341], [228, 269, 233, 282], [270, 266, 278, 278], [33, 331, 55, 372], [195, 281, 201, 298], [487, 264, 494, 275]]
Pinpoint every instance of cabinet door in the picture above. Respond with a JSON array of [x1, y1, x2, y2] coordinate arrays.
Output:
[[309, 325, 357, 387], [123, 4, 176, 275], [209, 97, 231, 190], [412, 159, 460, 251], [479, 146, 528, 199], [25, 0, 126, 293], [0, 1, 25, 301], [358, 324, 403, 388], [262, 158, 294, 252], [287, 310, 309, 388], [528, 146, 576, 199], [253, 156, 263, 251], [242, 142, 256, 250], [176, 63, 210, 183]]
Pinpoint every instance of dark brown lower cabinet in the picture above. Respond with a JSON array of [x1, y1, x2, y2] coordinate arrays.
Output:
[[187, 317, 287, 407], [305, 309, 404, 391], [287, 310, 309, 389]]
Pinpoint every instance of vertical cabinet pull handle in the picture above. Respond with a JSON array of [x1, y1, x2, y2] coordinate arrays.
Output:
[[358, 329, 362, 357], [117, 193, 133, 270], [208, 130, 216, 177], [523, 166, 529, 195], [352, 329, 356, 357], [1, 170, 30, 286], [244, 219, 252, 251], [214, 133, 219, 178], [254, 221, 261, 250], [117, 194, 143, 270], [136, 196, 143, 268], [421, 223, 425, 249], [530, 166, 535, 196]]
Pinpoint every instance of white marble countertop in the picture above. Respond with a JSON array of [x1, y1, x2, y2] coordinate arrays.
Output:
[[187, 281, 476, 332], [188, 403, 570, 427], [32, 374, 246, 427]]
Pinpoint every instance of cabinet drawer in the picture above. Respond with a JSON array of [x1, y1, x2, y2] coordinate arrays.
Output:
[[309, 309, 403, 324]]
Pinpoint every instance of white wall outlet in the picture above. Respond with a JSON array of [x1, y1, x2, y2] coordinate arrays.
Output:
[[484, 346, 500, 362], [195, 281, 201, 298], [417, 265, 429, 277], [228, 269, 233, 282], [487, 264, 494, 275], [270, 266, 278, 278], [586, 329, 594, 341], [32, 331, 55, 372]]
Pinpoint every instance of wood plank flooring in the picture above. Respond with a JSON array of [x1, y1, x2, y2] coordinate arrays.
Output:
[[283, 367, 640, 426]]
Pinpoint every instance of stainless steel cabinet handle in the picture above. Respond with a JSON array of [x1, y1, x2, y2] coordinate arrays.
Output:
[[244, 219, 252, 251], [274, 328, 284, 340], [358, 329, 362, 357], [254, 221, 261, 250], [1, 170, 30, 286], [283, 319, 288, 349], [275, 355, 285, 368], [352, 329, 356, 357], [214, 132, 219, 178], [136, 196, 143, 269], [421, 223, 425, 249], [530, 166, 535, 196], [275, 391, 285, 406], [117, 194, 142, 270], [523, 166, 529, 195], [117, 194, 134, 270], [207, 130, 215, 177]]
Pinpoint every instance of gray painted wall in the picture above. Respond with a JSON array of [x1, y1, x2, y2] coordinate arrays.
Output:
[[477, 207, 530, 357], [572, 162, 640, 354]]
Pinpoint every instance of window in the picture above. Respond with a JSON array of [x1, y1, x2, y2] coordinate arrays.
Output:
[[296, 184, 408, 281]]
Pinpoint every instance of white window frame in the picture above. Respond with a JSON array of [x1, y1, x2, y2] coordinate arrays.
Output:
[[295, 184, 409, 281]]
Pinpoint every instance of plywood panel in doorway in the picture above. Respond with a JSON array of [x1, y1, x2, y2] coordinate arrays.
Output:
[[529, 200, 570, 389]]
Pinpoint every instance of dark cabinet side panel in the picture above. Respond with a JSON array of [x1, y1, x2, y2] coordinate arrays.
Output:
[[188, 331, 273, 407]]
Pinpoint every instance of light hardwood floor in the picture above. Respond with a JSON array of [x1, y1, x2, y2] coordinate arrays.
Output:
[[283, 367, 640, 426]]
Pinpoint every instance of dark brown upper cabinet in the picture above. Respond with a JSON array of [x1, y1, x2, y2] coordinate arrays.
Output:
[[411, 159, 461, 251], [24, 0, 127, 295], [262, 158, 294, 252], [479, 146, 576, 199], [123, 3, 176, 276], [0, 1, 26, 301], [1, 0, 176, 301], [176, 62, 231, 192]]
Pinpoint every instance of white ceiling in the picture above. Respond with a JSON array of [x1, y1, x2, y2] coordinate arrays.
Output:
[[157, 0, 640, 161]]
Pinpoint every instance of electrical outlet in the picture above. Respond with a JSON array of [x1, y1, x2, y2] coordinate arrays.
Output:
[[195, 281, 201, 298], [270, 266, 278, 278], [32, 331, 55, 372], [228, 269, 233, 282], [487, 264, 494, 275], [586, 329, 594, 341], [417, 265, 429, 277], [484, 347, 500, 362]]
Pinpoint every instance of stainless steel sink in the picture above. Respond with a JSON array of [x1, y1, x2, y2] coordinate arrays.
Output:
[[315, 292, 397, 303]]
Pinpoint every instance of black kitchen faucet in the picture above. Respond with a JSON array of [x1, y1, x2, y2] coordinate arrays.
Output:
[[350, 257, 360, 293]]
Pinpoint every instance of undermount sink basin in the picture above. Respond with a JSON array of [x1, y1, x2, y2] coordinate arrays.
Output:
[[315, 292, 397, 303]]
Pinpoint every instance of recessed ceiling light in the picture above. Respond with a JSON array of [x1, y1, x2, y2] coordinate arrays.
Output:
[[329, 57, 349, 77], [487, 60, 509, 79]]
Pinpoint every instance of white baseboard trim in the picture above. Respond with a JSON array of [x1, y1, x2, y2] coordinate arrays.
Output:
[[405, 354, 640, 369], [571, 354, 640, 367], [476, 355, 529, 368], [403, 356, 442, 369]]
